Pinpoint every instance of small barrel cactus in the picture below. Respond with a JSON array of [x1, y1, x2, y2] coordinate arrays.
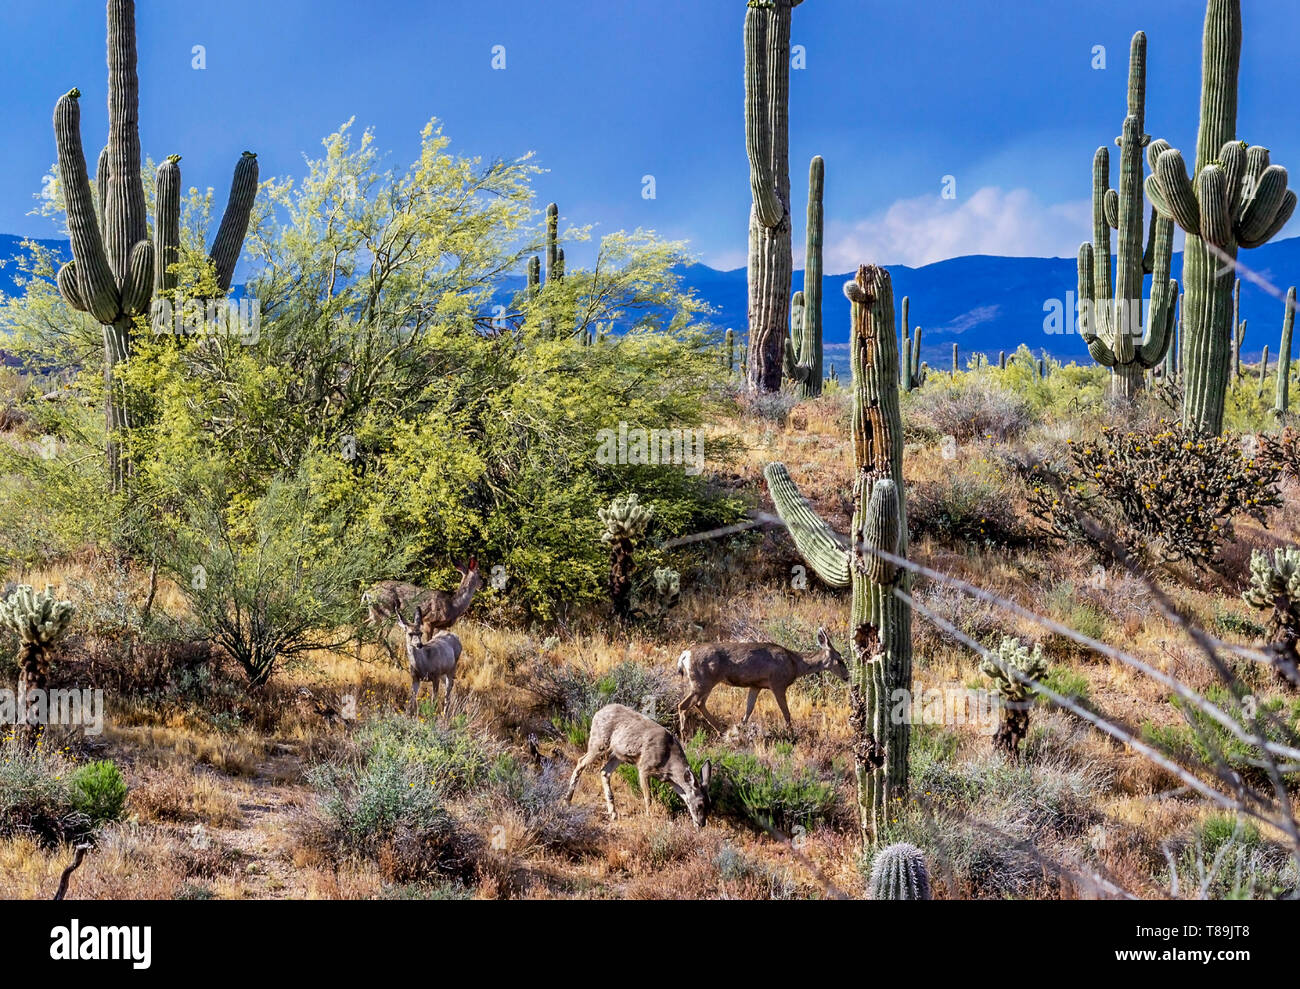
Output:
[[868, 843, 931, 900], [980, 636, 1048, 759]]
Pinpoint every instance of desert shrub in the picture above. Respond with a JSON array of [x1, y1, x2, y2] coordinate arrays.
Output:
[[528, 658, 678, 746], [908, 475, 1028, 549], [478, 755, 597, 857], [1142, 685, 1300, 789], [0, 739, 93, 845], [713, 843, 800, 899], [907, 376, 1033, 442], [1023, 424, 1282, 570], [688, 744, 838, 833], [1260, 429, 1300, 480], [68, 760, 129, 827], [356, 715, 509, 798], [1167, 814, 1297, 900]]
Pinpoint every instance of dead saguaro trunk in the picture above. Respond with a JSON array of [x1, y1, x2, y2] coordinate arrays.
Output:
[[743, 0, 800, 393]]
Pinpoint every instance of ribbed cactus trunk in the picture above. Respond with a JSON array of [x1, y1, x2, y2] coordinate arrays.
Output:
[[1078, 32, 1176, 399], [53, 0, 257, 490], [1232, 279, 1244, 380], [744, 0, 796, 393], [998, 350, 1007, 369], [725, 328, 736, 372], [1278, 288, 1296, 415], [951, 343, 958, 374], [844, 265, 911, 845], [911, 326, 921, 383], [1148, 0, 1295, 434], [797, 156, 824, 397]]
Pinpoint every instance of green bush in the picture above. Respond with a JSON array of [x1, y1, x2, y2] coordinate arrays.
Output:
[[0, 740, 93, 845], [69, 760, 128, 826], [532, 659, 678, 746]]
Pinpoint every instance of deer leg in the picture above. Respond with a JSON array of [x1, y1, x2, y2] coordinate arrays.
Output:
[[677, 690, 697, 737], [638, 764, 654, 817], [600, 757, 621, 821], [772, 686, 794, 730], [694, 686, 727, 734], [565, 748, 603, 804], [442, 676, 454, 718], [741, 687, 761, 724], [407, 677, 420, 716]]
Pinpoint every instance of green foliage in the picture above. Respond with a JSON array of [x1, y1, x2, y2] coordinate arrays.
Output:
[[0, 739, 97, 845], [1025, 424, 1282, 569], [534, 659, 677, 746], [68, 759, 128, 826], [684, 744, 837, 834], [908, 475, 1027, 550]]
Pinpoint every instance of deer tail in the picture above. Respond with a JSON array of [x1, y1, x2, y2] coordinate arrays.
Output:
[[676, 650, 691, 677]]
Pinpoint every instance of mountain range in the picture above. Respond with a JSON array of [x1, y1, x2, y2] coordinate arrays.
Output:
[[5, 233, 1298, 367]]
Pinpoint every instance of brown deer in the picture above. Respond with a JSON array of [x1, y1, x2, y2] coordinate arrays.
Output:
[[565, 703, 713, 827], [676, 628, 848, 735], [362, 558, 482, 660], [395, 607, 462, 717]]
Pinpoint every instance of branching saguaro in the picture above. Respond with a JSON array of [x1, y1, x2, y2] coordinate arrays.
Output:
[[1078, 31, 1177, 397], [764, 264, 911, 844], [744, 0, 802, 393], [54, 0, 258, 489], [1145, 0, 1295, 435]]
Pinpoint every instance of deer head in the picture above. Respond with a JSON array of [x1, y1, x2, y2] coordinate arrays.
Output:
[[679, 759, 713, 828], [395, 606, 426, 656], [456, 557, 484, 596], [815, 627, 849, 681]]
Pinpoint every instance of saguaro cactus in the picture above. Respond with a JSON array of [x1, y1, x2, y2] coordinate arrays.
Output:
[[764, 265, 911, 843], [951, 343, 959, 374], [54, 0, 257, 490], [0, 585, 75, 747], [868, 843, 932, 900], [527, 255, 541, 298], [1259, 345, 1270, 393], [724, 328, 737, 373], [1146, 0, 1296, 435], [744, 0, 802, 393], [1078, 32, 1177, 398], [784, 156, 824, 397], [1232, 279, 1246, 380], [1277, 288, 1295, 416], [911, 326, 922, 384]]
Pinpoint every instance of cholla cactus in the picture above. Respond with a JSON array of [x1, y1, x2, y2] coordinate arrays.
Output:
[[1243, 548, 1300, 676], [0, 584, 74, 646], [634, 567, 681, 620], [0, 584, 75, 747], [600, 493, 655, 545], [868, 843, 931, 900], [600, 494, 655, 620], [980, 636, 1048, 759]]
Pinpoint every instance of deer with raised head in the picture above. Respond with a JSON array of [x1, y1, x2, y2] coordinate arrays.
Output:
[[396, 607, 462, 717], [565, 703, 713, 827], [362, 558, 482, 661], [676, 627, 848, 735]]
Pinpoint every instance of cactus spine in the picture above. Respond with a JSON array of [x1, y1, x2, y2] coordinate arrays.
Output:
[[868, 843, 931, 900], [743, 0, 799, 393], [0, 585, 75, 747], [54, 0, 257, 490], [1146, 0, 1296, 434], [765, 265, 911, 842], [784, 155, 823, 397], [1277, 287, 1296, 416], [1078, 32, 1177, 399]]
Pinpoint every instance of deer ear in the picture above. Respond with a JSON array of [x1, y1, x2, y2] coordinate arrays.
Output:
[[468, 557, 478, 572], [413, 606, 423, 626], [817, 627, 830, 647], [699, 760, 712, 788]]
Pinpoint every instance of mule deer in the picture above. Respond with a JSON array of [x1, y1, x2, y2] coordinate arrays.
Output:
[[362, 558, 483, 660], [676, 627, 847, 735], [396, 607, 462, 717], [565, 703, 712, 827]]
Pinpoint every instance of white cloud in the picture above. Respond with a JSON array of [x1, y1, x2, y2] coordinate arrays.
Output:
[[823, 187, 1091, 269]]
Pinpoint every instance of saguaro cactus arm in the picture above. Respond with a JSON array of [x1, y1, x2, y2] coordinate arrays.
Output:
[[208, 151, 259, 294], [763, 462, 851, 587]]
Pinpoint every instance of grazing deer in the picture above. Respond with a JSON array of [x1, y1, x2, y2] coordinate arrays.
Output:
[[396, 607, 462, 717], [565, 703, 713, 828], [362, 558, 483, 660], [676, 628, 848, 735]]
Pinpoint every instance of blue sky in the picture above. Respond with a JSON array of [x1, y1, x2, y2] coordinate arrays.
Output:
[[3, 0, 1298, 275]]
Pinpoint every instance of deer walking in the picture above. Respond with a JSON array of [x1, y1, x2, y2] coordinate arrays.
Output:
[[565, 703, 713, 827], [676, 628, 847, 735], [396, 607, 462, 717], [362, 558, 482, 661]]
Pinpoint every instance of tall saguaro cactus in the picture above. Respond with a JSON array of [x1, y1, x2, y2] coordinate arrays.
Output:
[[1278, 288, 1296, 416], [1078, 32, 1177, 397], [764, 264, 911, 843], [784, 156, 824, 397], [1145, 0, 1296, 435], [54, 0, 258, 490], [744, 0, 803, 393]]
